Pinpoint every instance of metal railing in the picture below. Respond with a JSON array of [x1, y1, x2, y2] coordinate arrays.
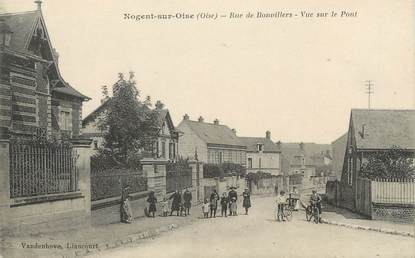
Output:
[[10, 144, 78, 198]]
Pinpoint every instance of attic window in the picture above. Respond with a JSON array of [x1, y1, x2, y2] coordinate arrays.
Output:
[[257, 144, 263, 152]]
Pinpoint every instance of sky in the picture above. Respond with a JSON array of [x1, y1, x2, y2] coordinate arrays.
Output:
[[1, 0, 414, 144]]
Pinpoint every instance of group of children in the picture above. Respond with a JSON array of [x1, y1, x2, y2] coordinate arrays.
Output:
[[202, 191, 238, 218]]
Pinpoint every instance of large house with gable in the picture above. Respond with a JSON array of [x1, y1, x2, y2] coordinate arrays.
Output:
[[0, 2, 89, 138], [177, 115, 247, 166]]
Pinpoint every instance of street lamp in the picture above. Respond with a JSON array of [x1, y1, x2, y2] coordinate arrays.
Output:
[[0, 19, 12, 47]]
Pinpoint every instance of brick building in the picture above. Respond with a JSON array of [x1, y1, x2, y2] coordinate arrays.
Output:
[[0, 3, 89, 138]]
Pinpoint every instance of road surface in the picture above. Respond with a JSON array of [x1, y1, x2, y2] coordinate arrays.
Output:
[[90, 196, 415, 258]]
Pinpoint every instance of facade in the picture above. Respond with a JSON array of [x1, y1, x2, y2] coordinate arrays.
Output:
[[341, 109, 415, 188], [177, 115, 247, 165], [0, 7, 89, 138], [239, 131, 281, 176], [82, 97, 179, 160]]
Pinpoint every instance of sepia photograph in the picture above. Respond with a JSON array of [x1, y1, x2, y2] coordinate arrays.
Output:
[[0, 0, 414, 257]]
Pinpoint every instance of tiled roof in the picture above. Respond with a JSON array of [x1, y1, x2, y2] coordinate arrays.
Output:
[[0, 11, 39, 54], [351, 109, 415, 150], [239, 137, 280, 152], [179, 120, 245, 147], [0, 10, 90, 100]]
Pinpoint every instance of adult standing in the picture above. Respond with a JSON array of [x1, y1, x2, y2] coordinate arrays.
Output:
[[220, 192, 229, 217], [146, 191, 157, 218], [242, 188, 251, 215], [209, 189, 220, 218], [228, 187, 238, 216], [169, 190, 181, 216], [120, 185, 131, 223], [183, 188, 192, 216]]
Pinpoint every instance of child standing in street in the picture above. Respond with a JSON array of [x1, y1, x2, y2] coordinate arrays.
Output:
[[160, 197, 169, 217], [202, 199, 210, 218], [276, 190, 287, 222]]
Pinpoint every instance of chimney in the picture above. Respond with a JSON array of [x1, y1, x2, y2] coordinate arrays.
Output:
[[276, 141, 282, 149], [213, 119, 219, 125], [34, 0, 42, 10], [265, 130, 271, 140], [231, 128, 237, 135], [299, 142, 304, 150], [198, 116, 204, 123], [360, 124, 366, 139], [183, 114, 189, 120], [155, 100, 164, 110]]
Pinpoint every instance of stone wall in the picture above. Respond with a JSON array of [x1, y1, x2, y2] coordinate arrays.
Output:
[[0, 135, 93, 236], [372, 203, 415, 223]]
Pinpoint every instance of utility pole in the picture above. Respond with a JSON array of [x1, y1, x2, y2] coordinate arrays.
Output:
[[365, 80, 374, 110]]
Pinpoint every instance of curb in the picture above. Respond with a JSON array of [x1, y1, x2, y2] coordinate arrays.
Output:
[[320, 219, 414, 238], [73, 223, 179, 257]]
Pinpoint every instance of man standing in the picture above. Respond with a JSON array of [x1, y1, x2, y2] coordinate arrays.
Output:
[[310, 190, 322, 216], [210, 189, 220, 218], [183, 188, 192, 216]]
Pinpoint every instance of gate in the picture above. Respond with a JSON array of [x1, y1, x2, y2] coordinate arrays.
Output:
[[166, 162, 192, 193]]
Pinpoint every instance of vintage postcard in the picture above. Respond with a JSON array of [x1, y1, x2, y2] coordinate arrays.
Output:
[[0, 0, 414, 257]]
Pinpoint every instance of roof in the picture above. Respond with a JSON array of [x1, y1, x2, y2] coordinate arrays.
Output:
[[239, 137, 280, 152], [179, 120, 246, 147], [350, 109, 415, 150], [0, 11, 38, 54], [0, 10, 90, 100]]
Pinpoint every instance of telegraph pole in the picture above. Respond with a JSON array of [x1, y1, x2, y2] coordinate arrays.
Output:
[[365, 80, 374, 110]]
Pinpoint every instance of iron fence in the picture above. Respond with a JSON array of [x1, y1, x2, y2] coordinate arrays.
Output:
[[371, 178, 415, 204], [10, 143, 78, 198]]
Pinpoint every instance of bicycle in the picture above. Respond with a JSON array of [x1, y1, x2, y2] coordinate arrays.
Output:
[[275, 203, 292, 222], [305, 202, 320, 224]]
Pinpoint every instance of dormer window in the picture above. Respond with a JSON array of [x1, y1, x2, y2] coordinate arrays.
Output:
[[257, 144, 263, 152], [0, 19, 13, 47]]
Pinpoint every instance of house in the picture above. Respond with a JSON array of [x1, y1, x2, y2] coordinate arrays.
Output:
[[177, 115, 247, 165], [339, 109, 415, 210], [82, 79, 179, 160], [239, 131, 281, 176], [82, 99, 179, 160], [331, 132, 348, 180], [0, 3, 90, 138]]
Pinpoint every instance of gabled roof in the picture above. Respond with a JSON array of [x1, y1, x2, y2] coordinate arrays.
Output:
[[0, 10, 90, 100], [239, 137, 280, 152], [179, 120, 245, 148], [350, 109, 415, 150]]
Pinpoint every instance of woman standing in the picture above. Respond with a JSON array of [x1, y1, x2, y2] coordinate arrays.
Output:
[[120, 185, 131, 223], [242, 188, 251, 215], [147, 191, 158, 218], [169, 190, 181, 216]]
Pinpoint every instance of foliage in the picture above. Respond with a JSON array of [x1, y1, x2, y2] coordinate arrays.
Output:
[[315, 164, 333, 177], [91, 149, 143, 172], [360, 147, 415, 180], [245, 171, 273, 185], [91, 169, 147, 201], [97, 72, 160, 165], [10, 128, 73, 149], [203, 162, 246, 178]]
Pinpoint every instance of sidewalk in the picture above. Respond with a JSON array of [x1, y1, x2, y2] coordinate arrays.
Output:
[[321, 204, 414, 238], [0, 204, 202, 258]]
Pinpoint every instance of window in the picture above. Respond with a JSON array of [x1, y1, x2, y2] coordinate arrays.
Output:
[[93, 140, 98, 150], [257, 144, 263, 152], [219, 152, 223, 164], [248, 158, 253, 169], [259, 158, 262, 169], [60, 111, 71, 130], [169, 142, 173, 159], [161, 141, 166, 158]]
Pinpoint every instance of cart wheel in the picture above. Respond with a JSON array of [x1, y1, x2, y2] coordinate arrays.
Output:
[[285, 209, 293, 221], [314, 208, 320, 224]]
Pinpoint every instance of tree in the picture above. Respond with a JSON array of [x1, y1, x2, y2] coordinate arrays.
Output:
[[97, 72, 160, 165], [360, 147, 415, 180]]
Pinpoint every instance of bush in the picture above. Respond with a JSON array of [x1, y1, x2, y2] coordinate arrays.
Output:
[[203, 163, 246, 178], [246, 171, 273, 185]]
